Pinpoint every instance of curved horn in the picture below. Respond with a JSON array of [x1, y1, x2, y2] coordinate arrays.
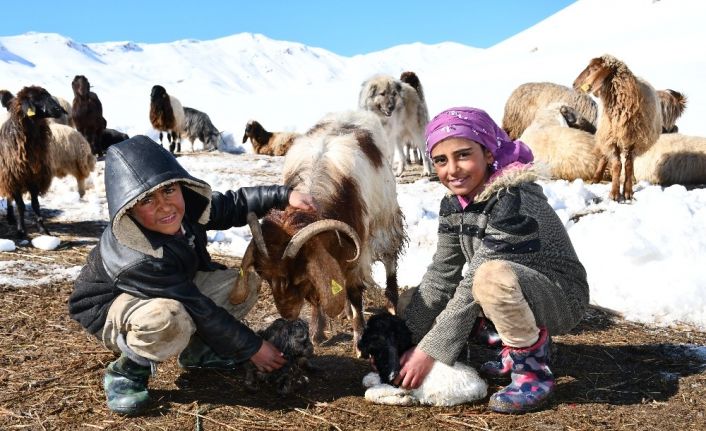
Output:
[[282, 219, 361, 262], [247, 212, 269, 258]]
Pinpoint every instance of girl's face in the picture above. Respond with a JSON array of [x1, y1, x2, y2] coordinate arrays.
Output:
[[431, 138, 494, 199], [130, 182, 185, 235]]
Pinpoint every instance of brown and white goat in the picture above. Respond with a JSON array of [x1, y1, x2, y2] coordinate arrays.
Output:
[[149, 85, 185, 154], [573, 54, 661, 201], [241, 120, 299, 156], [231, 110, 407, 355]]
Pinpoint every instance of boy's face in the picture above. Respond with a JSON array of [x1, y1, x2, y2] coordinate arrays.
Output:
[[431, 138, 494, 199], [129, 183, 186, 235]]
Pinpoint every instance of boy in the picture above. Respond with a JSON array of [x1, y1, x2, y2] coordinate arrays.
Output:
[[69, 136, 316, 415]]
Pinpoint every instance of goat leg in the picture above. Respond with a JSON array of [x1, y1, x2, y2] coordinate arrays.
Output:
[[11, 190, 27, 238], [30, 189, 50, 236], [383, 257, 399, 315], [347, 286, 366, 358], [623, 149, 635, 201], [609, 151, 623, 202], [310, 305, 327, 345]]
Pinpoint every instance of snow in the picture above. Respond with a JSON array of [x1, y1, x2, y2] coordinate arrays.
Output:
[[1, 0, 705, 332]]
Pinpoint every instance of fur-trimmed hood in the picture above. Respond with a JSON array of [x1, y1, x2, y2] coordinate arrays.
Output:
[[104, 136, 212, 257], [474, 162, 542, 203]]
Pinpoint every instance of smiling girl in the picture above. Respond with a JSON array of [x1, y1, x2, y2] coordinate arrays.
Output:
[[395, 107, 589, 413]]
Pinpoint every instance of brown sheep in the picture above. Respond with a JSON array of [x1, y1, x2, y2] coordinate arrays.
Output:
[[71, 75, 106, 156], [501, 82, 598, 140], [0, 86, 65, 237], [149, 84, 185, 154], [657, 89, 687, 133], [242, 120, 299, 156], [232, 110, 407, 356], [573, 54, 662, 201]]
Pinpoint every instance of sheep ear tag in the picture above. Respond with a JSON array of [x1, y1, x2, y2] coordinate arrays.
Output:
[[331, 279, 343, 295], [26, 107, 36, 117]]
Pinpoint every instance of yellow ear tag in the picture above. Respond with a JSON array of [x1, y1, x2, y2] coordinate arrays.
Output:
[[239, 268, 244, 278], [26, 107, 36, 117], [331, 279, 343, 295], [580, 83, 591, 93]]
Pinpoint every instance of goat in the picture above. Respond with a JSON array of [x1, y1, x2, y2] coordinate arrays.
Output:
[[0, 86, 65, 237], [48, 123, 96, 198], [574, 54, 662, 201], [242, 120, 299, 156], [359, 74, 432, 177], [231, 110, 407, 356], [181, 107, 221, 151], [149, 85, 185, 154], [359, 313, 487, 407], [657, 89, 687, 133], [519, 103, 600, 181], [244, 318, 315, 396], [71, 75, 106, 156], [501, 81, 598, 140]]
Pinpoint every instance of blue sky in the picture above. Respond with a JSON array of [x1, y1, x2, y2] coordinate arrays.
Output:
[[2, 1, 576, 56]]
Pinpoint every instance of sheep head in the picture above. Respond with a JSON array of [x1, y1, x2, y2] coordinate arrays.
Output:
[[71, 75, 91, 98], [230, 208, 361, 320], [357, 313, 413, 385], [573, 55, 619, 96], [13, 86, 65, 120]]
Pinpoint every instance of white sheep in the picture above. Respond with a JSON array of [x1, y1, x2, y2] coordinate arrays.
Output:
[[502, 81, 598, 140], [519, 103, 600, 181], [48, 123, 97, 198], [633, 133, 706, 185]]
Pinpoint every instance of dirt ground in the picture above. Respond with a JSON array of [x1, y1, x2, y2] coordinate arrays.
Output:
[[1, 163, 705, 430]]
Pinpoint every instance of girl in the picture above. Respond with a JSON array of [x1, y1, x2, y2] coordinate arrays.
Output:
[[397, 107, 589, 413]]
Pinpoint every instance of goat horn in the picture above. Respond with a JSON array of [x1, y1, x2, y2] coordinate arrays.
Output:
[[283, 220, 361, 262], [247, 212, 269, 258]]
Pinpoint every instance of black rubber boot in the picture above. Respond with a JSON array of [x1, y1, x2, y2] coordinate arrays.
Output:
[[103, 354, 151, 416]]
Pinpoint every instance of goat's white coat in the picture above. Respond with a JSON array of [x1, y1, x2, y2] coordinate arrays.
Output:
[[362, 362, 487, 407]]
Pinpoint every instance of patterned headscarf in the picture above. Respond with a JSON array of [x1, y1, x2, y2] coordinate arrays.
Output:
[[425, 107, 533, 171]]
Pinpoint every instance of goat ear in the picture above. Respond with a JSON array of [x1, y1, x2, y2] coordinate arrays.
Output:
[[304, 240, 347, 318], [242, 131, 248, 144], [21, 99, 36, 117], [229, 241, 262, 304]]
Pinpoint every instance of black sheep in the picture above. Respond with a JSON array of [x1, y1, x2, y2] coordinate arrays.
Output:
[[71, 75, 106, 156]]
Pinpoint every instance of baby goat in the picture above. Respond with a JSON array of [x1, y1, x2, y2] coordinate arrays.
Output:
[[244, 318, 315, 396], [359, 313, 487, 407]]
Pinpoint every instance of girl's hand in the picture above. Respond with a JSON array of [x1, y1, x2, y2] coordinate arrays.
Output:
[[393, 347, 435, 389], [289, 190, 317, 212], [250, 340, 287, 372]]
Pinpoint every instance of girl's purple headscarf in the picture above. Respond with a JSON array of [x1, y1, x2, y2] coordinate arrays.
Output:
[[425, 107, 533, 171]]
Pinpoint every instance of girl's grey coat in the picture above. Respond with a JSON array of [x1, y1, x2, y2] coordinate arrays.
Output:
[[404, 167, 589, 364]]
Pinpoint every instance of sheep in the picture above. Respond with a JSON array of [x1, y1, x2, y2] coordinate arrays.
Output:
[[501, 81, 599, 140], [359, 313, 488, 407], [71, 75, 106, 156], [241, 120, 299, 156], [244, 318, 315, 396], [47, 123, 96, 198], [573, 54, 662, 201], [96, 128, 129, 154], [657, 89, 687, 133], [399, 71, 425, 165], [633, 133, 706, 185], [180, 106, 221, 152], [149, 84, 185, 154], [358, 74, 432, 177], [0, 86, 65, 237], [519, 103, 600, 181], [231, 110, 407, 356]]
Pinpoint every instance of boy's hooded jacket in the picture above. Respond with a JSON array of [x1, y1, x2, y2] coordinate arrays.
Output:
[[69, 136, 292, 362]]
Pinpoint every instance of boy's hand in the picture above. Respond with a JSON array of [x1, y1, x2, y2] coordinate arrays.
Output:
[[250, 340, 287, 372], [289, 190, 317, 212], [394, 347, 434, 389]]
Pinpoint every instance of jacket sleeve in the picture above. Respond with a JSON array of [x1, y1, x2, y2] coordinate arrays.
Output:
[[115, 258, 262, 362], [403, 208, 471, 364], [205, 185, 292, 230]]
